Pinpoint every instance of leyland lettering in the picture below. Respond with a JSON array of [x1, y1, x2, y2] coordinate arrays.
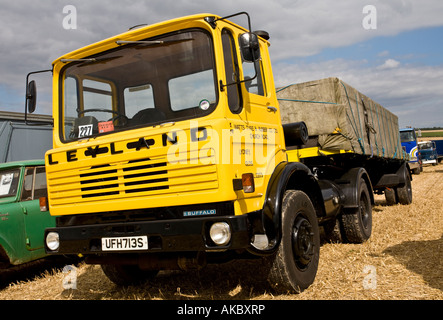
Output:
[[47, 132, 184, 165]]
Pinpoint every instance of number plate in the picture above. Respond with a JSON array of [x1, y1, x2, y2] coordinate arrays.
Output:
[[101, 236, 148, 251]]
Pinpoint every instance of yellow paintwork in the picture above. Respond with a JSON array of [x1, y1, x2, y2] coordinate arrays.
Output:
[[46, 14, 287, 216], [287, 147, 354, 163]]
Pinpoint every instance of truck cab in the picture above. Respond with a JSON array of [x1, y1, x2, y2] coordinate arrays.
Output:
[[418, 140, 438, 166], [400, 128, 422, 174], [0, 160, 55, 267]]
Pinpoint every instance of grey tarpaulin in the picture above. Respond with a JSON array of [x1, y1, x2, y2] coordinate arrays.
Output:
[[277, 77, 403, 160]]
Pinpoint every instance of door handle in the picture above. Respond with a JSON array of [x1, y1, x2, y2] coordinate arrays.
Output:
[[267, 106, 277, 113]]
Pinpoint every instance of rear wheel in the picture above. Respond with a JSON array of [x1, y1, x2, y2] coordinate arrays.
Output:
[[101, 264, 158, 286], [341, 179, 372, 243], [267, 190, 320, 293], [397, 169, 412, 205], [384, 187, 397, 205]]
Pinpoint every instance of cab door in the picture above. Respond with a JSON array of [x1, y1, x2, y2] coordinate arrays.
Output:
[[19, 166, 55, 253]]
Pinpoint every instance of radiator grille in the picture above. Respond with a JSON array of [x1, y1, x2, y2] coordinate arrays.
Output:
[[48, 150, 218, 207]]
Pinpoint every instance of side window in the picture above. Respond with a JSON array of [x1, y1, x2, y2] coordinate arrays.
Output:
[[21, 168, 34, 201], [34, 167, 47, 199], [0, 169, 20, 198], [222, 29, 242, 113], [242, 60, 266, 96], [21, 167, 47, 201]]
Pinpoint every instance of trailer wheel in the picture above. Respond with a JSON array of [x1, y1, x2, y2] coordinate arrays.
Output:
[[341, 179, 372, 243], [268, 190, 320, 293], [101, 264, 158, 286], [396, 169, 412, 205]]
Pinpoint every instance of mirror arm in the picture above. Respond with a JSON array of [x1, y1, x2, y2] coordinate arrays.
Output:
[[220, 45, 259, 91], [220, 67, 258, 92], [210, 11, 252, 32], [25, 69, 52, 125]]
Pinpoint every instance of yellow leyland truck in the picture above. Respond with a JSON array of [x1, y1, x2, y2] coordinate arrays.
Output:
[[26, 12, 411, 292]]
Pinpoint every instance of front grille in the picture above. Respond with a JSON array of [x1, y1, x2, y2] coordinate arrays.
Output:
[[80, 165, 119, 198], [122, 159, 168, 194], [79, 160, 169, 198], [48, 150, 218, 207]]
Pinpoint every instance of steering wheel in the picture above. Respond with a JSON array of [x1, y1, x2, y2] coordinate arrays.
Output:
[[78, 108, 129, 126]]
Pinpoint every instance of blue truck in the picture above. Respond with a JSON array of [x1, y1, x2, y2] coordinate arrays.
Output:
[[418, 141, 439, 166], [400, 128, 422, 174], [431, 140, 443, 163]]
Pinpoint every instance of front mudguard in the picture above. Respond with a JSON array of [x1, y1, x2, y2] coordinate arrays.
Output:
[[250, 161, 324, 255]]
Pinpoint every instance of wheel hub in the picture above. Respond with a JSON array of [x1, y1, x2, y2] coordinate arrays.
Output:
[[292, 216, 315, 270]]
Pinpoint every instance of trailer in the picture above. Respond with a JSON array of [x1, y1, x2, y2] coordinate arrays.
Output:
[[431, 140, 443, 163], [26, 12, 412, 293]]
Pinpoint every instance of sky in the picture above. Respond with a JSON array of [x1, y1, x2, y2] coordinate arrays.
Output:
[[1, 0, 442, 128]]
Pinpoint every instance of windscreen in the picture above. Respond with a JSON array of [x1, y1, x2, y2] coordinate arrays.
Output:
[[61, 28, 217, 142], [400, 130, 415, 143], [0, 168, 20, 199]]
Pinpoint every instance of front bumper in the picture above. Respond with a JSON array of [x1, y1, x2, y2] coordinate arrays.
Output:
[[44, 215, 251, 255]]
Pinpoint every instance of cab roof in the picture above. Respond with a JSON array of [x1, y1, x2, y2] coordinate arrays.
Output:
[[0, 159, 45, 170]]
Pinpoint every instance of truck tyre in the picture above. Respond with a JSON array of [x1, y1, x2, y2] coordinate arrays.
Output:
[[267, 190, 320, 293], [101, 264, 158, 286], [341, 179, 372, 243], [321, 218, 343, 243], [396, 169, 412, 205], [384, 187, 397, 205]]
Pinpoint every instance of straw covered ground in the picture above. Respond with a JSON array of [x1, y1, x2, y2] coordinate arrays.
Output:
[[0, 166, 442, 300]]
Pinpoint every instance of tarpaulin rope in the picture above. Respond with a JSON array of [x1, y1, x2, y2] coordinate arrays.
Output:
[[340, 81, 365, 153], [277, 98, 338, 105]]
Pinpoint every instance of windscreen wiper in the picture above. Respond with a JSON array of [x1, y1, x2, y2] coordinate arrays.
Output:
[[115, 38, 194, 46], [60, 57, 121, 66]]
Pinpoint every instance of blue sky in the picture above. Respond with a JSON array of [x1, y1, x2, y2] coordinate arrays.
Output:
[[0, 0, 442, 128], [298, 26, 443, 67]]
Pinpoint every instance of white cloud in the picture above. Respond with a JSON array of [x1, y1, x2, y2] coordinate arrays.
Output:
[[377, 59, 401, 70], [272, 58, 443, 128], [1, 0, 443, 127]]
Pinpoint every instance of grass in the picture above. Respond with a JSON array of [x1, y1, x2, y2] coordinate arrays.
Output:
[[419, 131, 443, 137]]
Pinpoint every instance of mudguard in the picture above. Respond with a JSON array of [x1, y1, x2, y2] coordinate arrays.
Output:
[[336, 167, 374, 210], [253, 161, 324, 254]]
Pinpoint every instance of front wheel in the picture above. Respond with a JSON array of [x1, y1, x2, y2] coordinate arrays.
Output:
[[267, 190, 320, 293]]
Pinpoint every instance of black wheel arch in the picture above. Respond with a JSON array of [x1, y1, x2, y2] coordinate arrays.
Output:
[[252, 161, 325, 254], [338, 167, 374, 210]]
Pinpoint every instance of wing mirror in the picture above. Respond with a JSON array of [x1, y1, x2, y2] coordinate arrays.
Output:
[[239, 32, 261, 62], [26, 80, 37, 114]]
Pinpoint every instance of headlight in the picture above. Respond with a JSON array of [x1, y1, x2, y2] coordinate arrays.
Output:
[[209, 222, 231, 246], [46, 232, 60, 251]]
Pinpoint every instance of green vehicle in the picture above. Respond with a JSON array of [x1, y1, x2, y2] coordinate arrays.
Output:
[[0, 159, 55, 268]]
